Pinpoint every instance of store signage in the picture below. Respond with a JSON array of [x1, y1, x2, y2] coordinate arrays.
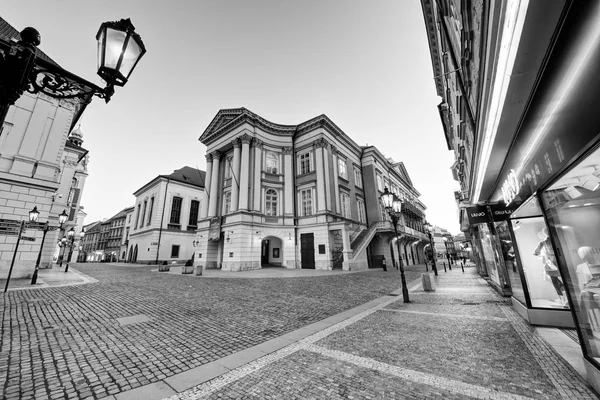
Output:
[[150, 242, 158, 246], [500, 169, 521, 205], [466, 205, 491, 225], [488, 202, 520, 222]]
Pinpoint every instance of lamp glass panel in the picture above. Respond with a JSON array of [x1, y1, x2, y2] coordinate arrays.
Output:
[[96, 29, 105, 71], [381, 192, 393, 208], [392, 199, 402, 213], [29, 208, 39, 222], [103, 28, 127, 70], [119, 36, 142, 79]]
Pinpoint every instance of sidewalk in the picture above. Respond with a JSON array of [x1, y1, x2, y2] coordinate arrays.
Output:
[[0, 265, 97, 291], [107, 264, 597, 400]]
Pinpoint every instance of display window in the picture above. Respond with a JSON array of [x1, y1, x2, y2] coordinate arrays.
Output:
[[541, 145, 600, 363], [478, 223, 503, 288], [497, 221, 525, 304]]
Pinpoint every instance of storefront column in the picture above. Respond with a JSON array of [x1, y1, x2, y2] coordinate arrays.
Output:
[[238, 134, 252, 210], [341, 225, 351, 271], [283, 147, 294, 216], [253, 139, 263, 212], [331, 145, 341, 214], [314, 138, 328, 212], [200, 154, 213, 219], [230, 139, 241, 212], [208, 151, 221, 217]]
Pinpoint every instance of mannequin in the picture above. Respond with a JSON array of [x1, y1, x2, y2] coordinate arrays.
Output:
[[533, 227, 567, 306]]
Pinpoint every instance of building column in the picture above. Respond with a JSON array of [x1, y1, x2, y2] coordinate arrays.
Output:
[[238, 134, 252, 210], [230, 139, 241, 212], [341, 226, 351, 271], [283, 147, 294, 216], [208, 151, 221, 217], [200, 154, 213, 219], [331, 145, 341, 214], [253, 139, 263, 212], [314, 138, 328, 212]]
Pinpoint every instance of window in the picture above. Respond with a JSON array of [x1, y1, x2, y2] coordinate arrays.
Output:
[[128, 214, 131, 223], [340, 192, 351, 218], [141, 200, 147, 228], [189, 200, 199, 226], [298, 151, 312, 175], [266, 151, 279, 174], [223, 191, 231, 214], [170, 197, 183, 224], [357, 199, 366, 223], [338, 158, 347, 179], [224, 156, 233, 180], [265, 189, 278, 216], [135, 204, 141, 229], [376, 175, 383, 192], [300, 188, 313, 216], [147, 197, 154, 226], [171, 245, 180, 258], [354, 167, 362, 188]]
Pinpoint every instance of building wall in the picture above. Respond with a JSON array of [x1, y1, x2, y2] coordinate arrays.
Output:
[[0, 90, 87, 279]]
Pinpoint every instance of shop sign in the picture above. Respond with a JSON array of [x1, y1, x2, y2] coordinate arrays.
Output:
[[500, 169, 521, 205], [488, 202, 521, 222], [208, 217, 221, 241], [466, 205, 491, 225]]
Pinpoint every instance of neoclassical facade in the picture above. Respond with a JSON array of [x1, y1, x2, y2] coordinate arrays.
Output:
[[194, 108, 429, 272]]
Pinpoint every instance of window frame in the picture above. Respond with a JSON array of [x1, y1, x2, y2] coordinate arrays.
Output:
[[340, 192, 351, 219], [170, 197, 183, 224], [189, 199, 200, 226], [354, 167, 362, 188], [223, 191, 231, 215], [299, 187, 314, 216], [265, 151, 279, 174], [297, 150, 313, 175], [338, 158, 348, 180], [265, 188, 278, 216], [171, 245, 180, 258], [147, 197, 154, 226]]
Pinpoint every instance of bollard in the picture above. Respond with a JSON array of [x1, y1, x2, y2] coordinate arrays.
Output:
[[443, 262, 447, 272], [461, 261, 464, 272], [449, 260, 452, 270]]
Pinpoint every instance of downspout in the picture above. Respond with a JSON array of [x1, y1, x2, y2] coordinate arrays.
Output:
[[155, 178, 170, 264], [292, 128, 298, 248]]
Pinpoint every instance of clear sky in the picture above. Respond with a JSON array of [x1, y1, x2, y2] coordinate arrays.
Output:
[[3, 0, 461, 234]]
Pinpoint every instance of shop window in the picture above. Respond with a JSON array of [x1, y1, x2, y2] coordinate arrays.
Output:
[[541, 145, 600, 363]]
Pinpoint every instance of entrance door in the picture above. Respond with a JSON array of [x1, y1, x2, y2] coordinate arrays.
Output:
[[300, 233, 315, 269], [261, 239, 270, 266]]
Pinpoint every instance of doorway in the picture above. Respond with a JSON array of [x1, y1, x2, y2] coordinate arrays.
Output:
[[261, 239, 270, 266], [300, 233, 315, 269]]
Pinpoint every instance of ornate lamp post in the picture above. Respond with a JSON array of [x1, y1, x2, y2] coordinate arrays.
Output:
[[30, 208, 68, 285], [380, 187, 409, 303], [64, 228, 76, 273], [3, 206, 43, 292], [424, 222, 438, 276], [0, 18, 146, 126]]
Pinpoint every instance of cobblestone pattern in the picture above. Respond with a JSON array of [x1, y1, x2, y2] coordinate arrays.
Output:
[[0, 263, 424, 400], [316, 309, 561, 399], [501, 306, 598, 399], [204, 349, 484, 400], [171, 267, 596, 400]]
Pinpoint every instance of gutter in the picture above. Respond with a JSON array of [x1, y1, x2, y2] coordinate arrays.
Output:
[[155, 178, 170, 264]]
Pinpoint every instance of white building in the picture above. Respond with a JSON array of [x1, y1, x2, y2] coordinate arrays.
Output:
[[128, 167, 205, 264]]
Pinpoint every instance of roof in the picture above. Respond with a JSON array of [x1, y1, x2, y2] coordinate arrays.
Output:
[[134, 166, 206, 196], [83, 221, 101, 232], [0, 16, 60, 67], [159, 166, 206, 188]]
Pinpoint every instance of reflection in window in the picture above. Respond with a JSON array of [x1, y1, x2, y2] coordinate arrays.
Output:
[[542, 145, 600, 363]]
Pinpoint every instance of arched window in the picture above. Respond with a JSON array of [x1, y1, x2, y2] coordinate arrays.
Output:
[[265, 189, 278, 216]]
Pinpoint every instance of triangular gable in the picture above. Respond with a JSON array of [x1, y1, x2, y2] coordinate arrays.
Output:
[[199, 108, 246, 142], [394, 162, 413, 186]]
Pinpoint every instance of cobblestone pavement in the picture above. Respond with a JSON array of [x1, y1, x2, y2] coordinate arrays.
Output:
[[170, 267, 599, 400], [0, 263, 424, 400]]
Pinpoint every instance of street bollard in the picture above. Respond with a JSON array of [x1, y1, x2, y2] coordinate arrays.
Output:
[[461, 261, 464, 272], [443, 262, 447, 272], [449, 260, 452, 270]]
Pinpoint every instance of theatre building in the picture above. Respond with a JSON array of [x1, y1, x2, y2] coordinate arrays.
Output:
[[193, 108, 428, 272]]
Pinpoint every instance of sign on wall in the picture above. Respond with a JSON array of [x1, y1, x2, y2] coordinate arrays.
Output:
[[208, 217, 221, 241]]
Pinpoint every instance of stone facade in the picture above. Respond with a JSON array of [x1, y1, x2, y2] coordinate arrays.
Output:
[[195, 108, 429, 272]]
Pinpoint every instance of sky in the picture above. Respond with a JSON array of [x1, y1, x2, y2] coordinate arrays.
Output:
[[3, 0, 461, 234]]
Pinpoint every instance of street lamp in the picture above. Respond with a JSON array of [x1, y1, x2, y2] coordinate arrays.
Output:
[[3, 206, 42, 292], [30, 208, 68, 285], [380, 187, 409, 303], [443, 237, 452, 270], [64, 227, 76, 272], [423, 222, 438, 276], [0, 18, 146, 126]]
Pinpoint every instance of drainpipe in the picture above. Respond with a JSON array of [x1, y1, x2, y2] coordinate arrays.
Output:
[[292, 128, 298, 248], [155, 178, 170, 264]]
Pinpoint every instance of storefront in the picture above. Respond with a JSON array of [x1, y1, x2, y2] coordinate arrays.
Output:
[[475, 0, 600, 389]]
